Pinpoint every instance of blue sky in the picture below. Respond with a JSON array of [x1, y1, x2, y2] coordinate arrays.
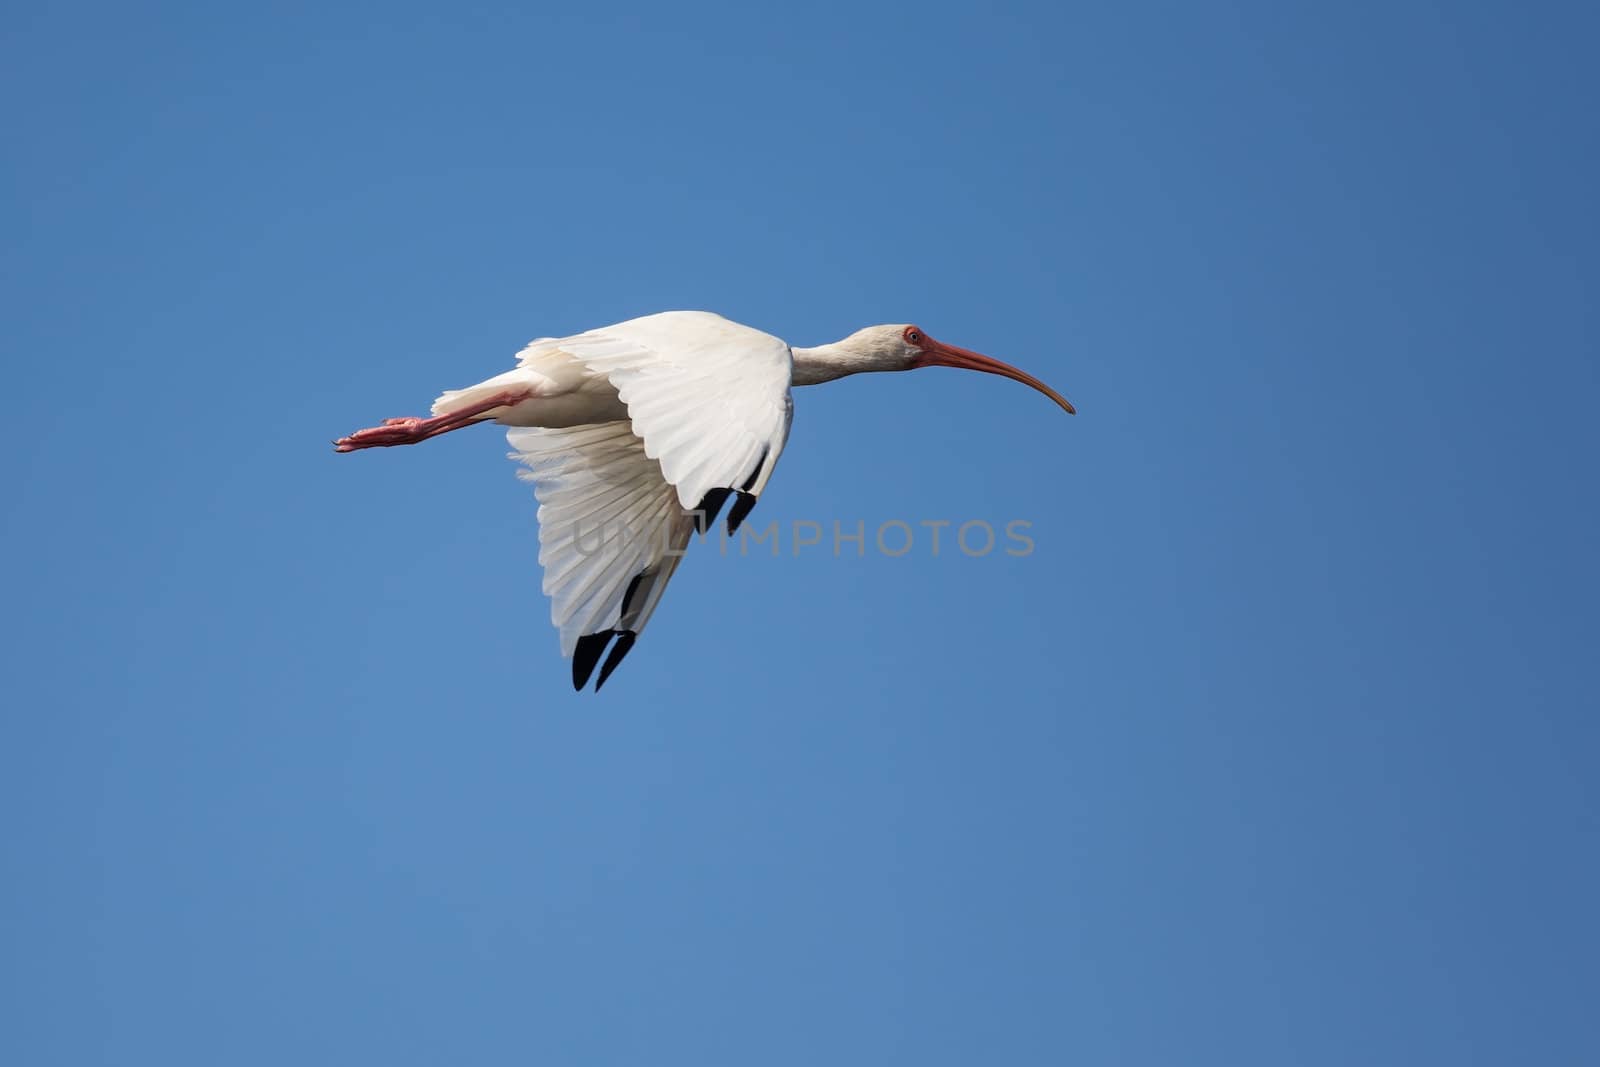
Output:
[[3, 1, 1596, 1063]]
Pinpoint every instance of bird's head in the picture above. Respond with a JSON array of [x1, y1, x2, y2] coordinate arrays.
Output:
[[839, 323, 1076, 414]]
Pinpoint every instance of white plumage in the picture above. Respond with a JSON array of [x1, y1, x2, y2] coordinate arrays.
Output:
[[508, 421, 691, 657], [336, 310, 1072, 690]]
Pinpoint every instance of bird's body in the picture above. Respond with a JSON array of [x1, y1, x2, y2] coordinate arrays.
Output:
[[433, 312, 779, 432], [336, 311, 1073, 690]]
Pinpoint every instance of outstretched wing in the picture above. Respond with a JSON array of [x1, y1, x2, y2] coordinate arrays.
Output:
[[519, 311, 793, 515], [509, 422, 696, 690], [508, 312, 794, 690]]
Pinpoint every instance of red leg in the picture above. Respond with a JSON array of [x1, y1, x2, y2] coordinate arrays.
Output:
[[333, 389, 531, 452]]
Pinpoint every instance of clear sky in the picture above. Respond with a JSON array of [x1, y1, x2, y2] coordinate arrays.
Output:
[[3, 1, 1596, 1064]]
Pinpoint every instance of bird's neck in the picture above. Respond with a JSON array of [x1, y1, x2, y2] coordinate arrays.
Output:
[[790, 340, 891, 387]]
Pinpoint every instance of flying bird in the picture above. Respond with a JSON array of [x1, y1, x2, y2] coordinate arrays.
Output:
[[335, 311, 1074, 690]]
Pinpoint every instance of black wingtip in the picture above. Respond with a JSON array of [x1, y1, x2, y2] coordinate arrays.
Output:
[[594, 631, 637, 692], [727, 491, 758, 535], [573, 632, 614, 691], [620, 572, 646, 621], [740, 446, 770, 492], [694, 488, 733, 535]]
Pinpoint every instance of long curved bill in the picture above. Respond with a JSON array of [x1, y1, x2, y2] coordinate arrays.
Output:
[[917, 338, 1076, 415]]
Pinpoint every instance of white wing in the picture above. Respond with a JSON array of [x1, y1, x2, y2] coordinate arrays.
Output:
[[509, 422, 694, 689], [507, 312, 794, 689], [518, 312, 792, 509]]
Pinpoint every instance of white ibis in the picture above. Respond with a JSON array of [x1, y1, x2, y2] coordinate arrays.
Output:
[[336, 311, 1074, 690]]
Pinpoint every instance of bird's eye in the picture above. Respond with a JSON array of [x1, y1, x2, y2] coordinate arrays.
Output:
[[905, 328, 923, 343]]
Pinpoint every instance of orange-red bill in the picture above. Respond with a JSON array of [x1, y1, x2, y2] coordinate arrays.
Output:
[[915, 338, 1076, 415]]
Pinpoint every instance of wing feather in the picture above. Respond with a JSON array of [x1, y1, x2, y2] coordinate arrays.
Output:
[[552, 312, 793, 508], [510, 422, 695, 657], [505, 311, 794, 683]]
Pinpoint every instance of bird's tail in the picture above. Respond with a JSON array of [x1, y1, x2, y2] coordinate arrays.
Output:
[[429, 368, 537, 418]]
